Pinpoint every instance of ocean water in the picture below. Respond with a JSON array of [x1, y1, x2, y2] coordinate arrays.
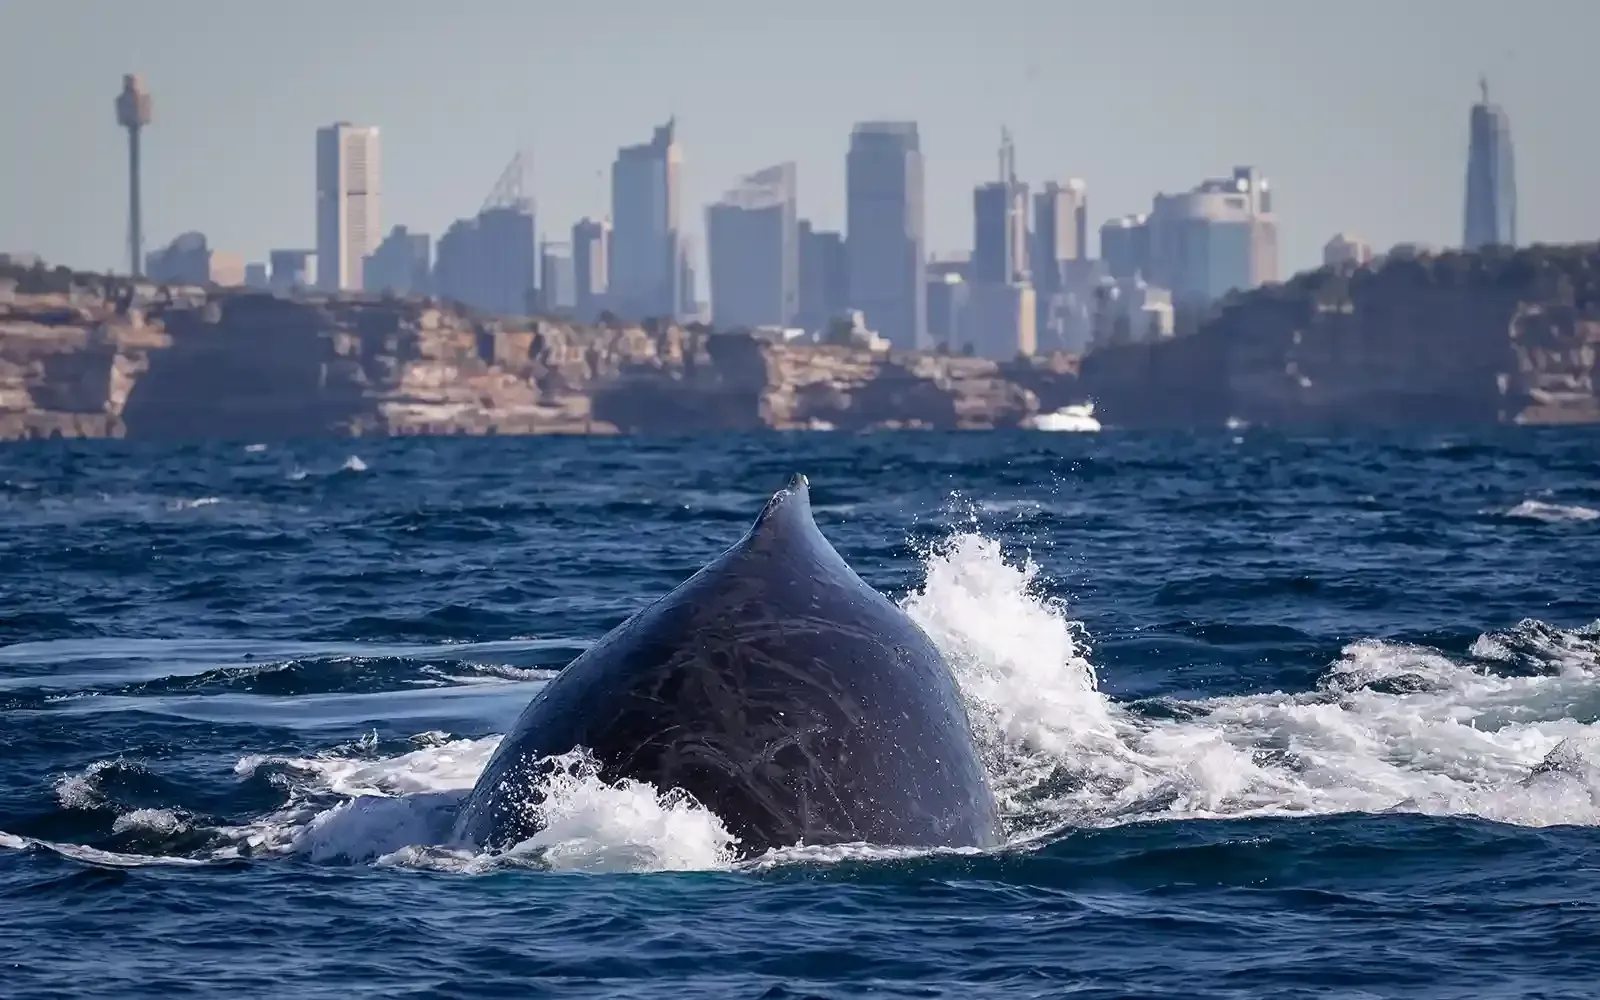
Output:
[[2, 429, 1598, 999]]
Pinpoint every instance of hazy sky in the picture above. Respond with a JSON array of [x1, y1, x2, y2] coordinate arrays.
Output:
[[3, 0, 1596, 280]]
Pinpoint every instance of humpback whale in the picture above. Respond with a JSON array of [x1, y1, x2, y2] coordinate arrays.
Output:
[[452, 474, 1001, 858]]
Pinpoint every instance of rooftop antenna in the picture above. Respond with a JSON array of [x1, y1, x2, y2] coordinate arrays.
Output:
[[999, 126, 1016, 185], [1479, 74, 1489, 105]]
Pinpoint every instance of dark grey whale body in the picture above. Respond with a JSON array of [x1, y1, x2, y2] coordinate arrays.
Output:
[[452, 474, 1001, 857]]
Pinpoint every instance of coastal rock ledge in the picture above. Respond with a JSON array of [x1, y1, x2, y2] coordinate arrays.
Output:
[[1079, 243, 1600, 429], [5, 241, 1598, 442], [0, 285, 1081, 441]]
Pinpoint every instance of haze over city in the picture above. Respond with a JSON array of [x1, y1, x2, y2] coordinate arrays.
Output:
[[3, 0, 1596, 282]]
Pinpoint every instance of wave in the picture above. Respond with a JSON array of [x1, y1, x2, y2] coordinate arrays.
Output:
[[1503, 499, 1600, 524], [5, 527, 1599, 875]]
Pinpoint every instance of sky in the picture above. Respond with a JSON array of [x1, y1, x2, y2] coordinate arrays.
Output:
[[2, 0, 1596, 282]]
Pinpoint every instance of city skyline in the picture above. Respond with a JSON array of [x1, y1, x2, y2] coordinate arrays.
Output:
[[63, 81, 1518, 359], [3, 1, 1592, 281]]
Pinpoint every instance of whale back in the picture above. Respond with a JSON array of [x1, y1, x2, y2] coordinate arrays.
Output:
[[452, 474, 1000, 856]]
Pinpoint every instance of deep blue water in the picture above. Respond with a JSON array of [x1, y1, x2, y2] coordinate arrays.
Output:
[[2, 429, 1599, 999]]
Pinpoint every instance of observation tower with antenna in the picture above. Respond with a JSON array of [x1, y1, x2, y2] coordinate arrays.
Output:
[[114, 74, 153, 278]]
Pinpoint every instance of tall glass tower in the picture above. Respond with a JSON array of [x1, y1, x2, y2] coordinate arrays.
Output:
[[846, 122, 926, 350], [1463, 77, 1517, 251]]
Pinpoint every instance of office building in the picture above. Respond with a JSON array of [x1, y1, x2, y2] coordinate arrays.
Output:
[[364, 225, 431, 295], [1463, 78, 1517, 250], [678, 235, 703, 323], [145, 231, 244, 287], [964, 129, 1035, 359], [1091, 276, 1175, 347], [1323, 234, 1374, 268], [571, 217, 611, 320], [963, 282, 1036, 359], [846, 121, 927, 350], [315, 122, 381, 292], [1032, 179, 1086, 281], [971, 129, 1028, 285], [539, 241, 576, 315], [434, 201, 538, 316], [798, 221, 848, 335], [926, 256, 971, 352], [268, 249, 316, 292], [1032, 178, 1087, 349], [706, 162, 799, 330], [972, 183, 1030, 285], [610, 118, 683, 321], [1100, 215, 1151, 280], [1145, 166, 1278, 307]]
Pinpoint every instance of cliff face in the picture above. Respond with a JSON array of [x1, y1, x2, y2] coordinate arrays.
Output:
[[0, 296, 168, 439], [0, 285, 1082, 441], [1080, 244, 1600, 428]]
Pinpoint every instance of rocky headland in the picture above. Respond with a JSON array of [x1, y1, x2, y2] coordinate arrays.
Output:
[[0, 263, 1081, 442], [4, 243, 1598, 442], [1082, 242, 1600, 428]]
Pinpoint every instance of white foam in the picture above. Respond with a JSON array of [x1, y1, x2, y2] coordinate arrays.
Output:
[[745, 842, 986, 871], [497, 750, 738, 873], [112, 808, 188, 836], [0, 832, 209, 867], [1504, 499, 1600, 523], [218, 740, 737, 874], [54, 758, 126, 810], [168, 496, 223, 510]]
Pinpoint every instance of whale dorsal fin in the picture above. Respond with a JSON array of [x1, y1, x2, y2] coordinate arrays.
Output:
[[750, 473, 813, 542]]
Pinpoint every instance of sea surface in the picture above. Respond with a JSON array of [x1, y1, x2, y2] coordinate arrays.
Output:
[[2, 429, 1599, 999]]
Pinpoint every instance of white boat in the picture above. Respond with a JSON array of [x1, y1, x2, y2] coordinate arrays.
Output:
[[1028, 402, 1102, 432]]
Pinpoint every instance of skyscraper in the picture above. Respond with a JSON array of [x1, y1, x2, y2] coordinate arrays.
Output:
[[571, 217, 611, 321], [925, 257, 970, 352], [971, 130, 1029, 285], [609, 119, 682, 321], [432, 204, 538, 317], [363, 225, 431, 295], [678, 236, 701, 322], [706, 163, 799, 330], [1463, 77, 1517, 251], [1100, 215, 1151, 280], [539, 241, 577, 315], [1323, 233, 1373, 268], [798, 221, 848, 335], [965, 129, 1034, 360], [1032, 179, 1087, 352], [1032, 179, 1086, 277], [316, 122, 382, 292], [1145, 166, 1278, 308], [846, 121, 926, 350]]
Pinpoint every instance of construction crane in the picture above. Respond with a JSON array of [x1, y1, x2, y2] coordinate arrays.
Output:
[[481, 149, 534, 214]]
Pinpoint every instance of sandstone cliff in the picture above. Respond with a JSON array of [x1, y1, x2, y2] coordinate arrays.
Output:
[[0, 272, 1082, 441], [1080, 243, 1600, 428]]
